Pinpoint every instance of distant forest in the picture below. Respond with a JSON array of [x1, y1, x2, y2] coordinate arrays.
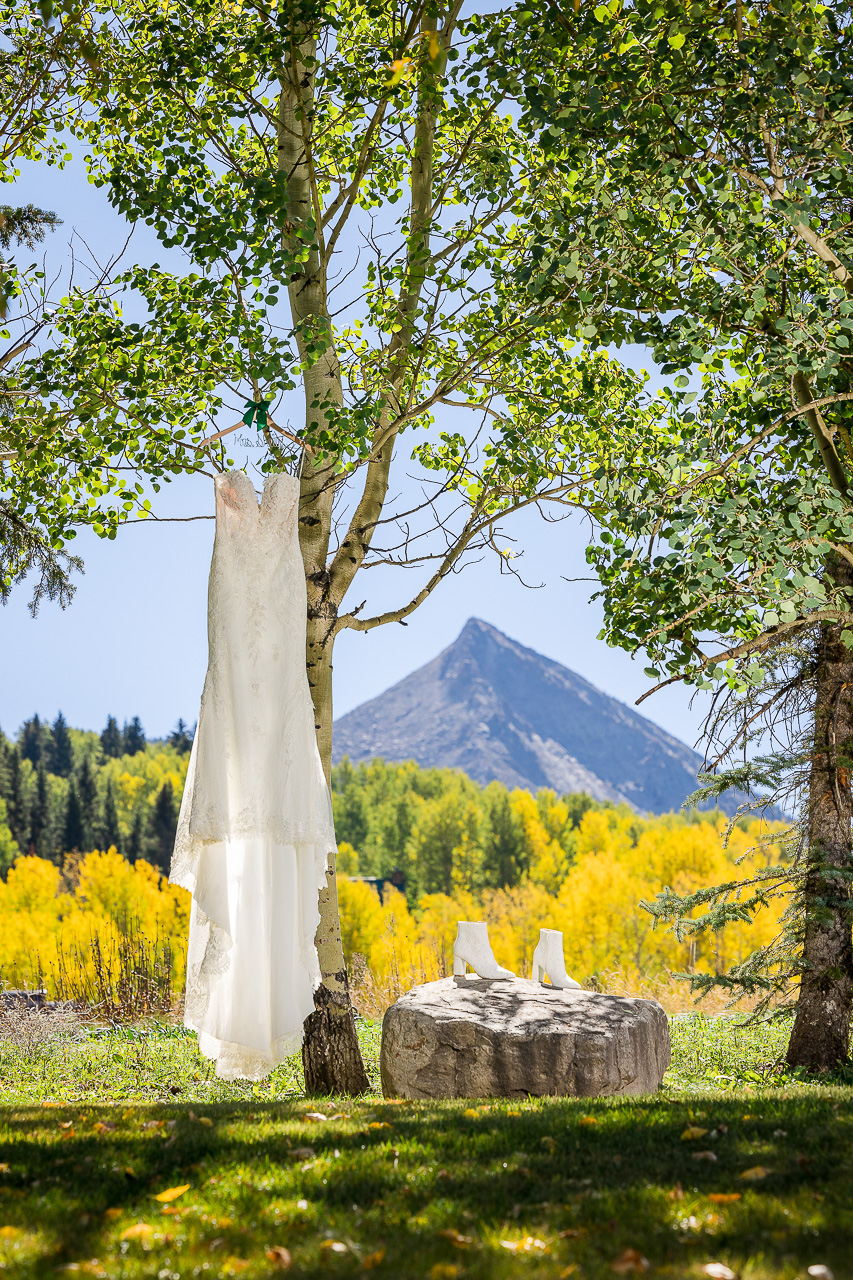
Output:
[[0, 716, 733, 896], [0, 714, 194, 875]]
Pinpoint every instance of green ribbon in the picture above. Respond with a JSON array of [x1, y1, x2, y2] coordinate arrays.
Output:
[[242, 398, 271, 430]]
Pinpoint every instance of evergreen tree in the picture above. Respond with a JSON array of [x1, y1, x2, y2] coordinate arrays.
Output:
[[100, 715, 123, 759], [76, 756, 97, 849], [28, 763, 49, 857], [167, 719, 193, 754], [2, 745, 27, 849], [126, 807, 145, 865], [148, 780, 177, 872], [48, 711, 73, 777], [122, 716, 146, 756], [99, 778, 122, 853], [63, 779, 84, 852], [19, 714, 46, 766]]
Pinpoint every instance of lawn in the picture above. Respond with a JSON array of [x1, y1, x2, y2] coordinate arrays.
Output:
[[0, 1015, 850, 1280]]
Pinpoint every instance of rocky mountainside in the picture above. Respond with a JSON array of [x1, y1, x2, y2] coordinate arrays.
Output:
[[333, 618, 721, 814]]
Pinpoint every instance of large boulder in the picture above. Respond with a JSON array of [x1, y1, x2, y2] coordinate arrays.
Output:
[[380, 976, 670, 1099]]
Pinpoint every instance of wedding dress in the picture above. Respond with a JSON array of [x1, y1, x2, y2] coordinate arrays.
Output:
[[170, 470, 336, 1080]]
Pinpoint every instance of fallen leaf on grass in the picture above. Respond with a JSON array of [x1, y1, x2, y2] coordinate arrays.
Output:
[[429, 1267, 459, 1280], [92, 1122, 116, 1135], [0, 1227, 21, 1241], [153, 1184, 190, 1203], [60, 1127, 75, 1140], [291, 1147, 316, 1159], [807, 1268, 835, 1280], [221, 1257, 250, 1273], [361, 1248, 385, 1269], [692, 1151, 718, 1162], [703, 1265, 737, 1280], [438, 1229, 473, 1248], [320, 1241, 348, 1255], [368, 1122, 391, 1131], [580, 1116, 599, 1126], [506, 1110, 521, 1117], [708, 1193, 741, 1204], [304, 1112, 327, 1123], [160, 1206, 184, 1218], [266, 1247, 292, 1270], [611, 1248, 650, 1273], [120, 1224, 154, 1242], [103, 1209, 122, 1221], [141, 1120, 164, 1131], [463, 1109, 479, 1118], [58, 1120, 74, 1130], [739, 1166, 771, 1181], [500, 1237, 547, 1253], [681, 1127, 709, 1141]]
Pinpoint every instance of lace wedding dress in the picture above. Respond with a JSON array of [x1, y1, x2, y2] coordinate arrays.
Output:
[[170, 470, 336, 1080]]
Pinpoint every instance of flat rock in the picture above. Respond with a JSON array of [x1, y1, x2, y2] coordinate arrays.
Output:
[[380, 976, 670, 1099]]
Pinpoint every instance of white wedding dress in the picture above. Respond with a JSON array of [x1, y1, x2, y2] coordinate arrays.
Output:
[[170, 470, 336, 1080]]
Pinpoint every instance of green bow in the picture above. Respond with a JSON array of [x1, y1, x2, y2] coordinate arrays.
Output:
[[242, 398, 271, 430]]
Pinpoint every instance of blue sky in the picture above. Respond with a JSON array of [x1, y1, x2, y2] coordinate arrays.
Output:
[[1, 156, 712, 750]]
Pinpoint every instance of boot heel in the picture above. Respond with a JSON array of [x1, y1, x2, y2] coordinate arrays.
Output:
[[453, 954, 466, 976]]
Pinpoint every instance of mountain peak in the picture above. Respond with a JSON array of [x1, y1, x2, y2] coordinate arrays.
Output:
[[333, 620, 710, 814]]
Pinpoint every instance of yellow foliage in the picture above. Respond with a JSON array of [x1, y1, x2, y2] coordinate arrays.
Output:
[[0, 849, 190, 996]]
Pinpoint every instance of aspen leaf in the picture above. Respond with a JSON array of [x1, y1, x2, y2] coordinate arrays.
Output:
[[266, 1247, 292, 1270], [580, 1116, 599, 1126], [681, 1126, 708, 1140], [429, 1267, 459, 1280], [463, 1109, 479, 1118], [739, 1166, 771, 1181], [692, 1150, 718, 1162], [153, 1184, 190, 1203], [611, 1248, 650, 1273], [58, 1120, 74, 1130], [321, 1241, 348, 1255], [369, 1121, 391, 1130], [197, 1117, 214, 1127], [121, 1223, 154, 1241], [703, 1265, 737, 1280], [92, 1122, 115, 1135], [708, 1193, 741, 1204], [361, 1247, 385, 1269], [304, 1112, 327, 1123], [807, 1267, 835, 1280], [103, 1209, 122, 1220], [222, 1258, 250, 1274]]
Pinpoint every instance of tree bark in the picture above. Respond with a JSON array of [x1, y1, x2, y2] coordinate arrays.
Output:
[[786, 553, 853, 1070], [277, 32, 369, 1096]]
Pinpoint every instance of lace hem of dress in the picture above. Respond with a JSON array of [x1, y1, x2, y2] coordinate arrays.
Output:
[[193, 1027, 306, 1081]]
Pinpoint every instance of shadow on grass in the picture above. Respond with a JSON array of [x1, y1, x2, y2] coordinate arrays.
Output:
[[0, 1091, 851, 1279]]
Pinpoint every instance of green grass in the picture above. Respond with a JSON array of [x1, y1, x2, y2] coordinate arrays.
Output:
[[0, 1017, 851, 1279]]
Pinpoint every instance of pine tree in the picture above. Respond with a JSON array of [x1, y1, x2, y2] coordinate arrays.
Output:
[[48, 711, 73, 777], [28, 763, 49, 857], [76, 756, 97, 849], [126, 808, 145, 865], [167, 719, 193, 754], [63, 779, 84, 852], [100, 716, 123, 759], [19, 714, 46, 766], [99, 778, 121, 853], [148, 781, 177, 872], [122, 716, 146, 756], [3, 745, 28, 850]]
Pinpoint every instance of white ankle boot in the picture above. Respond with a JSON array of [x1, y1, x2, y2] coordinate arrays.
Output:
[[452, 921, 514, 979], [531, 928, 581, 989]]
